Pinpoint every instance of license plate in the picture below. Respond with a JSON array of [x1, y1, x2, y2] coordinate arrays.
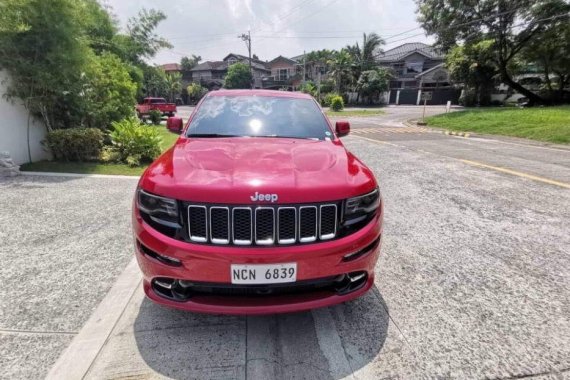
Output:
[[231, 263, 297, 284]]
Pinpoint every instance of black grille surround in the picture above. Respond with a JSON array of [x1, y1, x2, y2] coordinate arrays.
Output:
[[184, 202, 340, 247]]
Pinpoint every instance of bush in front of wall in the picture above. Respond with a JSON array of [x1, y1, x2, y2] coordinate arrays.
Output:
[[45, 128, 104, 162], [109, 118, 162, 166], [321, 92, 341, 107], [148, 109, 162, 125], [330, 95, 344, 111]]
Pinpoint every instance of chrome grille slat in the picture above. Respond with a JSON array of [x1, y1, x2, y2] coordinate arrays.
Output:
[[299, 206, 318, 243], [188, 206, 207, 242], [319, 204, 337, 240], [255, 207, 275, 245], [186, 203, 337, 246], [210, 207, 230, 244]]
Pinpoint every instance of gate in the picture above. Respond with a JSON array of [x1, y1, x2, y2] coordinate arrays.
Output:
[[398, 89, 418, 105]]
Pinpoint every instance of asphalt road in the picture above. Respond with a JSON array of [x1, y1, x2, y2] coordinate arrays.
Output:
[[1, 106, 569, 379]]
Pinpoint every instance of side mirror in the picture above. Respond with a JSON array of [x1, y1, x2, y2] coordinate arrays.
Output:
[[335, 121, 350, 137], [166, 117, 183, 134]]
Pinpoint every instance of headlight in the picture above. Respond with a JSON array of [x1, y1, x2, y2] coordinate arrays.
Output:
[[344, 189, 380, 217], [137, 189, 179, 226]]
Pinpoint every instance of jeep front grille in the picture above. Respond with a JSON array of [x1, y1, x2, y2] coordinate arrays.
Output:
[[186, 203, 338, 246]]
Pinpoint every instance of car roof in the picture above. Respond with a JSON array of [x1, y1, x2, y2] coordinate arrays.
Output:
[[208, 89, 313, 99]]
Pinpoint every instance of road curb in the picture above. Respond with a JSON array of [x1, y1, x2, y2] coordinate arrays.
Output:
[[45, 257, 142, 380]]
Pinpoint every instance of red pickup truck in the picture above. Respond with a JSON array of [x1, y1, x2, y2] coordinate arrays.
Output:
[[136, 97, 177, 118]]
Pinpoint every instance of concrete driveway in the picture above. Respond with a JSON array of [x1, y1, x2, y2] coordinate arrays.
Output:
[[2, 107, 570, 379]]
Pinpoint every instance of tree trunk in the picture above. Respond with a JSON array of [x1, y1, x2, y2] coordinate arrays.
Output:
[[499, 65, 546, 105]]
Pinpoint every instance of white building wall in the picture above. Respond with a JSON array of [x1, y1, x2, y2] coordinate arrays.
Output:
[[0, 71, 51, 165]]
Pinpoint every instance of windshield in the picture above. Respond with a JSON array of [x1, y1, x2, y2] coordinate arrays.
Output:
[[187, 96, 332, 140], [151, 98, 166, 104]]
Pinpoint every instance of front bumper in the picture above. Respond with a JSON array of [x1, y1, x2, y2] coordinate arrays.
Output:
[[133, 207, 383, 315]]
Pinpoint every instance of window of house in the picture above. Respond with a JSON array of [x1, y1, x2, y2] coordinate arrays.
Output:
[[227, 58, 237, 65], [278, 68, 289, 81], [406, 61, 423, 74]]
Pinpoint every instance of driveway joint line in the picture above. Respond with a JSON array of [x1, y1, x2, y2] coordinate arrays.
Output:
[[0, 328, 77, 336]]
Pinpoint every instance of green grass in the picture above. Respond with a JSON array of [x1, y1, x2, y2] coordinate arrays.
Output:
[[21, 124, 180, 176], [20, 161, 147, 176], [325, 109, 385, 117], [426, 106, 570, 144]]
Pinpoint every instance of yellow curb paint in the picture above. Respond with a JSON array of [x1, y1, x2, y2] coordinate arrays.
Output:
[[460, 159, 570, 189]]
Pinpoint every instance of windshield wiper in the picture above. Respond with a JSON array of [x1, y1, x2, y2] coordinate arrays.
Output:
[[187, 133, 241, 138]]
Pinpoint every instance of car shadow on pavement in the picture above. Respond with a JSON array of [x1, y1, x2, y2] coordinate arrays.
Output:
[[133, 286, 389, 379]]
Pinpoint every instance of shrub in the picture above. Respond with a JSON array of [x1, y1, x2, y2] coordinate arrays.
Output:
[[330, 96, 344, 111], [148, 109, 162, 125], [45, 128, 104, 162], [109, 118, 162, 166], [321, 92, 341, 107]]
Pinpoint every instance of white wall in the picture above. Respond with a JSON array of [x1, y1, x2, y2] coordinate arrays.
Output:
[[0, 71, 51, 165]]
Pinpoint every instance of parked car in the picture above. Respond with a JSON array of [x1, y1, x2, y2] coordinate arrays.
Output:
[[133, 90, 383, 315], [135, 97, 177, 118]]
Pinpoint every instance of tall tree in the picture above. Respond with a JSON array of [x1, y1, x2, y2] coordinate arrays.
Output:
[[327, 49, 354, 93], [165, 72, 182, 102], [180, 55, 201, 71], [416, 0, 570, 104], [446, 40, 498, 105], [224, 63, 252, 89]]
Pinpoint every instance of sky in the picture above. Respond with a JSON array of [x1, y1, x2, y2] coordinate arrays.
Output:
[[103, 0, 433, 64]]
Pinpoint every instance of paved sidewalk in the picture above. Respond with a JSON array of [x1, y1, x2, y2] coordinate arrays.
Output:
[[0, 174, 138, 380]]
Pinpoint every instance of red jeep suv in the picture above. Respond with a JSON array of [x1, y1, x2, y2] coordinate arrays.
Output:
[[133, 90, 383, 315]]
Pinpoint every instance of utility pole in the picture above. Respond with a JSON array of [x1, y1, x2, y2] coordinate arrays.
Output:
[[238, 31, 253, 89]]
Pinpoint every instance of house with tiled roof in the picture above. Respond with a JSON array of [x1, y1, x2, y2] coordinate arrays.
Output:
[[376, 42, 449, 90], [189, 53, 270, 89], [376, 42, 459, 104]]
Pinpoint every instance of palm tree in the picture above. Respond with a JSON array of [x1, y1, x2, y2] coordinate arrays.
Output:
[[346, 33, 385, 101], [327, 49, 354, 93], [360, 32, 384, 70], [165, 72, 182, 103]]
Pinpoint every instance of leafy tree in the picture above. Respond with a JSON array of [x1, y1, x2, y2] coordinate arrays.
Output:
[[224, 63, 252, 89], [180, 55, 201, 71], [0, 0, 171, 133], [120, 9, 172, 64], [446, 41, 497, 106], [0, 0, 92, 130], [416, 0, 570, 104], [141, 65, 168, 98], [520, 14, 570, 102], [357, 68, 390, 104], [82, 52, 137, 128]]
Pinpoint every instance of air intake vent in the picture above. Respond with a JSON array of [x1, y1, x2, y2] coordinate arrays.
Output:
[[188, 206, 207, 242], [210, 207, 229, 244]]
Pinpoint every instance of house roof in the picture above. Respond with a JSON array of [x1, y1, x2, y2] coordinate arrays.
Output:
[[159, 63, 181, 72], [269, 55, 298, 65], [223, 53, 266, 65], [191, 61, 227, 71], [376, 42, 443, 63]]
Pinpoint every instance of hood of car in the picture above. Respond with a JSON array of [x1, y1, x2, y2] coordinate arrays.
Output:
[[139, 137, 377, 204]]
